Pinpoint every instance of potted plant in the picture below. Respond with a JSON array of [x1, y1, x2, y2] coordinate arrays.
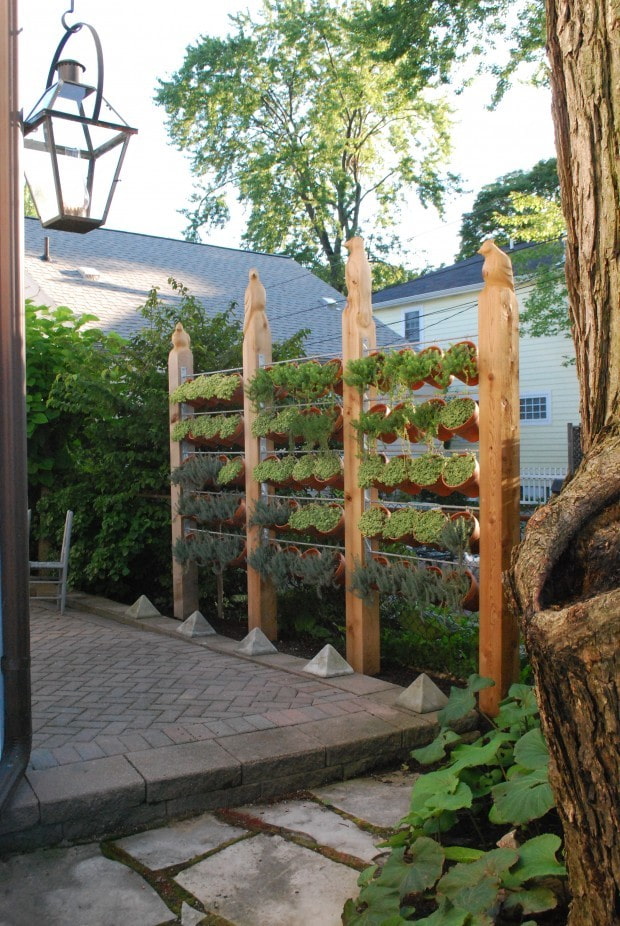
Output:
[[343, 352, 386, 392], [381, 454, 415, 491], [418, 345, 453, 389], [413, 508, 449, 546], [173, 413, 244, 447], [442, 452, 480, 496], [449, 509, 480, 553], [357, 453, 388, 488], [288, 502, 344, 536], [250, 497, 298, 529], [358, 505, 389, 538], [170, 372, 244, 408], [253, 454, 297, 486], [313, 452, 344, 488], [438, 396, 479, 442], [292, 454, 320, 488], [171, 453, 224, 490], [382, 506, 421, 543], [409, 452, 446, 493], [443, 340, 479, 386], [216, 456, 245, 487]]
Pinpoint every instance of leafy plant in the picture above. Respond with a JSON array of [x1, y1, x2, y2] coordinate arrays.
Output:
[[358, 453, 388, 488], [409, 453, 445, 487], [247, 543, 339, 596], [173, 531, 246, 573], [171, 413, 242, 443], [358, 506, 389, 538], [249, 497, 297, 528], [292, 454, 317, 482], [382, 506, 420, 540], [288, 502, 344, 533], [177, 492, 242, 524], [253, 455, 297, 485], [313, 452, 343, 482], [414, 509, 449, 544], [382, 455, 414, 488], [381, 603, 479, 679], [343, 678, 566, 925], [442, 453, 478, 489], [438, 398, 477, 431], [442, 343, 479, 384], [170, 454, 224, 491], [217, 457, 244, 485]]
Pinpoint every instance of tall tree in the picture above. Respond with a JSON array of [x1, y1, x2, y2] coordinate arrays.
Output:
[[155, 0, 454, 290], [509, 1, 620, 923], [457, 157, 560, 259]]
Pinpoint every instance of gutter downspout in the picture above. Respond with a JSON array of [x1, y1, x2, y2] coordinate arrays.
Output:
[[0, 0, 32, 811]]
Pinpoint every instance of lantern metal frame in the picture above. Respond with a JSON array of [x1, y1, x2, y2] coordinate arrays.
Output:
[[22, 17, 137, 234]]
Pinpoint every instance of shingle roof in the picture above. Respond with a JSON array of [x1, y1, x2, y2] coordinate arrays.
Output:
[[372, 242, 539, 305], [24, 219, 397, 355]]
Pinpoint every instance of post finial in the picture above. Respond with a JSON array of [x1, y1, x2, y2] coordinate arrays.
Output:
[[244, 268, 267, 333], [344, 237, 373, 328], [478, 239, 515, 291], [171, 322, 191, 351]]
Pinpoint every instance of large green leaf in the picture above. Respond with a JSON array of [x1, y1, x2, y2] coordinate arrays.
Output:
[[513, 727, 549, 770], [489, 767, 555, 824], [443, 846, 485, 863], [437, 848, 518, 914], [449, 732, 514, 772], [411, 729, 461, 765], [502, 886, 558, 914], [398, 837, 445, 896], [504, 834, 567, 885], [437, 676, 494, 727], [414, 897, 469, 925]]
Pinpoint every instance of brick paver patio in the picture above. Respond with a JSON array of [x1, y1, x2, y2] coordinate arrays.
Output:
[[29, 604, 378, 769]]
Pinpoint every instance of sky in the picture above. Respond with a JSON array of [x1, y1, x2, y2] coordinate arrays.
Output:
[[19, 0, 557, 269]]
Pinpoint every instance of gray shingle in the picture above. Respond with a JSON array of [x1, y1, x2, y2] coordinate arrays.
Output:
[[24, 219, 398, 355]]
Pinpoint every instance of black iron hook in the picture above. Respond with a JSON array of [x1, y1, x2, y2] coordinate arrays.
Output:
[[61, 1, 81, 33]]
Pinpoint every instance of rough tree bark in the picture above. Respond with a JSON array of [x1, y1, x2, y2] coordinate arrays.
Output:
[[508, 2, 620, 924]]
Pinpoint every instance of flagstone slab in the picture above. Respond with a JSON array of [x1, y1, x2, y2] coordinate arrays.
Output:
[[0, 844, 171, 926], [175, 833, 360, 926], [115, 811, 247, 869], [233, 798, 381, 862], [312, 770, 419, 829]]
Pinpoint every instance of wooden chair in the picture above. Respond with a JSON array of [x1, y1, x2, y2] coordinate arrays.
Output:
[[29, 510, 73, 615]]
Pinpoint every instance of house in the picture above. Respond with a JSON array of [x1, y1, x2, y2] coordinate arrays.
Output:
[[24, 218, 397, 356], [372, 248, 580, 502]]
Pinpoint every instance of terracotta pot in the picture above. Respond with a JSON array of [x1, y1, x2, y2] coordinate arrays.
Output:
[[219, 417, 246, 449], [441, 455, 480, 498], [450, 510, 481, 553], [316, 504, 346, 538], [228, 542, 247, 568], [275, 499, 300, 532], [449, 341, 479, 387], [420, 346, 453, 390], [224, 498, 247, 528], [314, 457, 345, 491], [216, 455, 246, 488], [328, 358, 344, 396], [333, 551, 346, 585]]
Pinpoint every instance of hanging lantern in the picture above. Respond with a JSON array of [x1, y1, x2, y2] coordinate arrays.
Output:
[[22, 15, 137, 233]]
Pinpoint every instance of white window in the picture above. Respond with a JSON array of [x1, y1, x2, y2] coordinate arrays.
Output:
[[404, 309, 422, 344], [520, 393, 551, 424]]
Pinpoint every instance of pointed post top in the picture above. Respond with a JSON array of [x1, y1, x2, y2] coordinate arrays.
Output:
[[344, 237, 373, 330], [478, 239, 515, 291], [171, 322, 191, 351], [244, 267, 267, 332]]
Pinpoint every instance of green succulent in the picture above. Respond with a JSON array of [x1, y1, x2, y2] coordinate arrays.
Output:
[[443, 452, 478, 487], [409, 452, 445, 486], [358, 506, 388, 537]]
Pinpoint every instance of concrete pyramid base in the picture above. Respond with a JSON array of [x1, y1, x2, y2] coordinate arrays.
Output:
[[177, 611, 216, 637], [125, 595, 160, 619], [395, 673, 449, 714], [237, 628, 278, 656], [303, 645, 354, 678]]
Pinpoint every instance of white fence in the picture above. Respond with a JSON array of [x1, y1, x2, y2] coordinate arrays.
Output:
[[520, 467, 567, 505]]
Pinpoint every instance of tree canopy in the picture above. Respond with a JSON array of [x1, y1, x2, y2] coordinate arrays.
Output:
[[457, 157, 560, 259], [155, 0, 456, 290]]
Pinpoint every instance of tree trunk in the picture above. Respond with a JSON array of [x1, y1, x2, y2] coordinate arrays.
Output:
[[509, 2, 620, 923]]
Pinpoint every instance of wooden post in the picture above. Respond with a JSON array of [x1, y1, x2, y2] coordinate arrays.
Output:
[[168, 323, 199, 619], [243, 269, 278, 639], [477, 240, 521, 714], [342, 238, 380, 675]]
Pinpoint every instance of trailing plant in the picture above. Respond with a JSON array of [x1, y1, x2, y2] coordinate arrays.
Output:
[[442, 453, 478, 488], [409, 453, 445, 487], [169, 371, 242, 405], [216, 457, 244, 486], [354, 404, 416, 441], [251, 406, 338, 449], [343, 676, 566, 925], [288, 502, 344, 533], [313, 452, 343, 482], [246, 359, 342, 405], [411, 401, 442, 442], [443, 341, 479, 383], [292, 454, 317, 482], [171, 454, 224, 490], [358, 506, 389, 538], [344, 353, 385, 392]]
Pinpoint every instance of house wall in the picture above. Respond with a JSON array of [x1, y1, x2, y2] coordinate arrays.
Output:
[[373, 283, 581, 499]]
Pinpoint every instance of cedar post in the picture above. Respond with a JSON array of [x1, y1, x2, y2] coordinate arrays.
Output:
[[342, 238, 380, 675], [477, 240, 521, 714], [243, 269, 278, 639], [168, 323, 199, 619]]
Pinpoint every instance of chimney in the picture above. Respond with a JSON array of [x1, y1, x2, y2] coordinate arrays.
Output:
[[41, 236, 51, 261]]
